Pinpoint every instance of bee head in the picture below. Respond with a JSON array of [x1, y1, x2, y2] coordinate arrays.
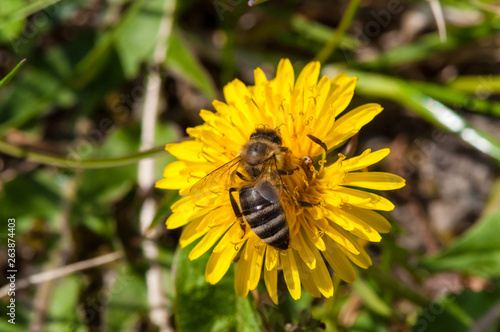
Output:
[[250, 128, 282, 145]]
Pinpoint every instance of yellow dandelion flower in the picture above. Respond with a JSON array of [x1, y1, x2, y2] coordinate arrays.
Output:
[[156, 59, 405, 304]]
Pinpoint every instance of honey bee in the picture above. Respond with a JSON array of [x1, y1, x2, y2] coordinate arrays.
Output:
[[190, 128, 295, 249], [191, 128, 327, 250]]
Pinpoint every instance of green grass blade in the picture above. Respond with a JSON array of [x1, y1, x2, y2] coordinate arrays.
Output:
[[344, 69, 500, 163], [351, 278, 392, 318], [411, 80, 500, 117], [359, 16, 500, 69], [290, 15, 358, 51], [0, 58, 26, 89], [315, 0, 361, 63], [448, 75, 500, 95]]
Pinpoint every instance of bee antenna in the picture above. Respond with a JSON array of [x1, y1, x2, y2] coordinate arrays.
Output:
[[307, 134, 328, 171], [306, 134, 327, 153]]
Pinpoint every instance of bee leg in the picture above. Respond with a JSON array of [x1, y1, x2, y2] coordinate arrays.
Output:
[[235, 171, 250, 181], [278, 167, 299, 176], [229, 188, 246, 232], [228, 188, 248, 253], [229, 188, 243, 220], [284, 189, 318, 208], [280, 184, 301, 207], [271, 154, 301, 206], [280, 184, 319, 208]]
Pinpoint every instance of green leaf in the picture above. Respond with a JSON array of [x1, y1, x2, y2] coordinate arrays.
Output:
[[45, 275, 84, 332], [0, 0, 64, 24], [0, 0, 26, 42], [351, 311, 390, 332], [0, 299, 29, 331], [72, 0, 144, 87], [114, 0, 167, 78], [248, 0, 269, 6], [70, 122, 175, 234], [424, 209, 500, 277], [0, 61, 75, 134], [174, 242, 261, 332], [0, 320, 26, 332], [0, 58, 26, 89], [351, 278, 391, 318], [413, 288, 500, 332], [75, 122, 176, 203], [0, 170, 62, 237], [106, 264, 149, 331], [76, 125, 141, 205], [166, 29, 216, 100]]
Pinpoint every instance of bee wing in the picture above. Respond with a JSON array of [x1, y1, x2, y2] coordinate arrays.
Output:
[[254, 177, 281, 203], [254, 160, 283, 204], [190, 157, 242, 198]]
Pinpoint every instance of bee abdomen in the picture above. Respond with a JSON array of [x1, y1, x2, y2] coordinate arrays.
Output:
[[240, 186, 289, 250], [252, 214, 289, 250]]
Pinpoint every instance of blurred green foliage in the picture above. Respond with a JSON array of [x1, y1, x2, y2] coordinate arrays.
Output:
[[175, 243, 261, 332], [1, 0, 500, 331]]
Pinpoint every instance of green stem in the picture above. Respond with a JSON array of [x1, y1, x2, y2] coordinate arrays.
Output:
[[0, 140, 166, 169], [315, 0, 361, 63]]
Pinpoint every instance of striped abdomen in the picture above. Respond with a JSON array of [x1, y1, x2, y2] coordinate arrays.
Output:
[[239, 182, 289, 250]]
